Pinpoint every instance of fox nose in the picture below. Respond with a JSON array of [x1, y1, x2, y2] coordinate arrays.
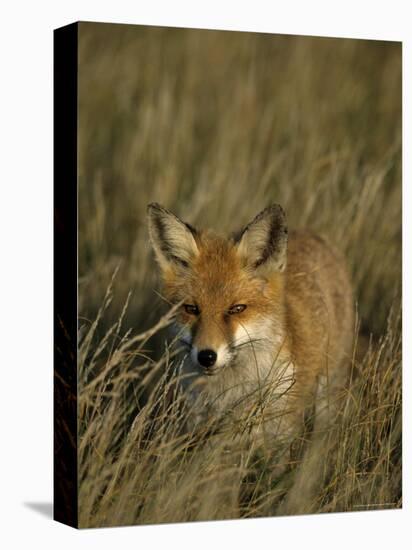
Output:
[[197, 349, 217, 368]]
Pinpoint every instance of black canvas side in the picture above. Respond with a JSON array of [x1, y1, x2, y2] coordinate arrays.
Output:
[[53, 22, 78, 529]]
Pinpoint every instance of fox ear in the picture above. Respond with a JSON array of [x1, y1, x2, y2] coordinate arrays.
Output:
[[235, 204, 288, 273], [147, 203, 199, 271]]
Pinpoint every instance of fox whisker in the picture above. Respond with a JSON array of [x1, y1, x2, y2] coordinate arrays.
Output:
[[230, 338, 267, 352]]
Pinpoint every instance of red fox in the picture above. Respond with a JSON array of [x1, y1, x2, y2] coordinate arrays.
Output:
[[147, 203, 354, 444]]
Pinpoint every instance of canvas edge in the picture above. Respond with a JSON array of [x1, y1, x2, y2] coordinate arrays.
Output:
[[53, 21, 79, 529]]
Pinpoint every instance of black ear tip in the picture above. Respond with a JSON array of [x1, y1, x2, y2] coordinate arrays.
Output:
[[268, 203, 285, 214], [267, 203, 287, 223], [147, 202, 164, 215]]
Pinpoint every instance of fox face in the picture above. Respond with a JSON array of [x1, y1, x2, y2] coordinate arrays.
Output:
[[147, 203, 288, 377]]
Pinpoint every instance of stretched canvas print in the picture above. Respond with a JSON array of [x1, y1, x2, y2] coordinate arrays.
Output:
[[54, 21, 402, 529]]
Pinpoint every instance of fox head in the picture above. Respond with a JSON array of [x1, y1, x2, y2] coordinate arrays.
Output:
[[147, 203, 288, 376]]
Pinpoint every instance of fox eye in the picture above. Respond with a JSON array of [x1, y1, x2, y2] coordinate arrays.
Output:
[[228, 304, 247, 315], [184, 304, 200, 316]]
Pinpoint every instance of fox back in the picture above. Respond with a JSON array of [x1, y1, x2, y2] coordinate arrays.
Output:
[[147, 203, 354, 439]]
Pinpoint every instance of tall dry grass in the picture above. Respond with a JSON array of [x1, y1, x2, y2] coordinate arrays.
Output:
[[77, 23, 401, 527]]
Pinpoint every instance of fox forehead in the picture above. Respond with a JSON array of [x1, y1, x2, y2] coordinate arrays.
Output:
[[163, 232, 277, 311]]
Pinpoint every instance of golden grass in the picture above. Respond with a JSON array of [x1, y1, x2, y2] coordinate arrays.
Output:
[[77, 23, 401, 527]]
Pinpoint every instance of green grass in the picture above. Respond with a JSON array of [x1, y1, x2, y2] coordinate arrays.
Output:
[[77, 23, 401, 527]]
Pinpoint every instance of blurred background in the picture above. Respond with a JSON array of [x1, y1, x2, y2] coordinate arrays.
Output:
[[78, 22, 401, 340]]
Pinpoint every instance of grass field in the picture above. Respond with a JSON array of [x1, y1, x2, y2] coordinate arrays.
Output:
[[77, 23, 402, 528]]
